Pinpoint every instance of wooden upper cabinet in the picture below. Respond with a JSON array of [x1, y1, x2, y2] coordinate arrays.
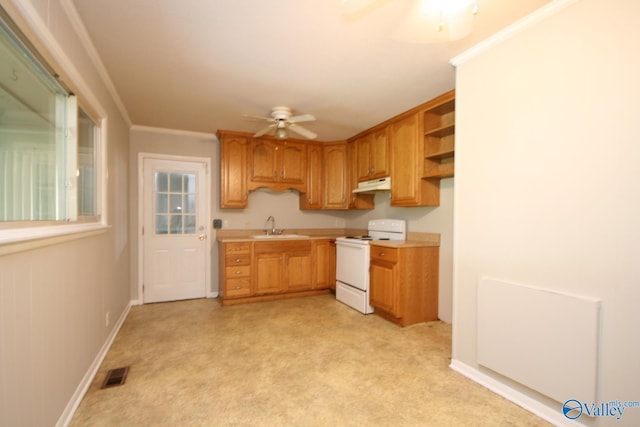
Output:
[[218, 131, 249, 209], [348, 140, 375, 210], [299, 141, 323, 210], [281, 141, 307, 187], [249, 139, 278, 185], [248, 139, 306, 192], [356, 128, 389, 181], [423, 90, 456, 179], [389, 113, 439, 207], [323, 142, 349, 209]]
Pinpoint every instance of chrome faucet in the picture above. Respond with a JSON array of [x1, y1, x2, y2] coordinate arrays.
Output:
[[265, 216, 276, 235]]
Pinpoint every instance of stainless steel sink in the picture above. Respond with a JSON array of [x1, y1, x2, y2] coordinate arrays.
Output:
[[250, 234, 309, 239]]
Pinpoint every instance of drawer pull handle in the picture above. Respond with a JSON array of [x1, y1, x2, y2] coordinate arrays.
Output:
[[234, 258, 241, 263], [379, 252, 385, 256], [234, 271, 242, 275], [234, 286, 242, 290]]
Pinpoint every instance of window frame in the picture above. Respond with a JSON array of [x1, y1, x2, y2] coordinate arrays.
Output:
[[0, 5, 108, 249]]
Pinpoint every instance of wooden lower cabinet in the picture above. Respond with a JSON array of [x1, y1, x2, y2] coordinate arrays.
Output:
[[313, 239, 336, 290], [220, 242, 253, 298], [369, 244, 439, 327], [219, 239, 331, 305]]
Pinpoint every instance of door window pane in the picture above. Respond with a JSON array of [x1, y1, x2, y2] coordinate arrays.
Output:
[[154, 171, 197, 235], [170, 173, 182, 192], [155, 193, 168, 213]]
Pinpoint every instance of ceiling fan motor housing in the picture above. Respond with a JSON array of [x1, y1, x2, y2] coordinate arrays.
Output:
[[271, 106, 292, 120]]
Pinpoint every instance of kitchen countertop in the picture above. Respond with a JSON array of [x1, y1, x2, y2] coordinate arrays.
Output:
[[216, 229, 440, 247], [216, 228, 350, 243], [369, 239, 439, 248]]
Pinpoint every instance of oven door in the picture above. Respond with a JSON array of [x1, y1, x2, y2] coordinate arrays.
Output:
[[335, 240, 369, 291]]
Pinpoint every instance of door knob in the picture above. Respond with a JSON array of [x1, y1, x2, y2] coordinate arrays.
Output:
[[199, 234, 207, 240]]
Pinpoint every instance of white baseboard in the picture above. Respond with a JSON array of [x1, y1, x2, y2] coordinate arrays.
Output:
[[449, 359, 587, 427], [55, 302, 132, 427]]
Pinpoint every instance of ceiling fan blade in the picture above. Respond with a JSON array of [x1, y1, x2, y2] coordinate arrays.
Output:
[[288, 113, 316, 123], [241, 113, 273, 122], [254, 123, 276, 137], [288, 124, 317, 140]]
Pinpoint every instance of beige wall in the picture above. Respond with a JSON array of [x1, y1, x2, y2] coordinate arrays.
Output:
[[453, 0, 640, 424], [0, 0, 131, 426]]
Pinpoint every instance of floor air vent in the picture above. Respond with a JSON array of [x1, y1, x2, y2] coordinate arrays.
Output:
[[101, 366, 129, 389]]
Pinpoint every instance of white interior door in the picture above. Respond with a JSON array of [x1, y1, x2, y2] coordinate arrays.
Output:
[[142, 158, 209, 303]]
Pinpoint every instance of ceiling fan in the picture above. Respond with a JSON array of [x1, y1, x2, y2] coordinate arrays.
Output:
[[242, 106, 318, 140]]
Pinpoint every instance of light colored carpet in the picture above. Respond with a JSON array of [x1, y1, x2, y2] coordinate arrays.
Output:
[[70, 295, 550, 426]]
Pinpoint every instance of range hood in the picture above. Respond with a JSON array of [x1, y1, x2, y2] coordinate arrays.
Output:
[[352, 177, 391, 193]]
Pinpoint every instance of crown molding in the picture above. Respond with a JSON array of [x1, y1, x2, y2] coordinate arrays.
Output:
[[450, 0, 580, 67], [59, 0, 132, 127], [131, 125, 217, 140]]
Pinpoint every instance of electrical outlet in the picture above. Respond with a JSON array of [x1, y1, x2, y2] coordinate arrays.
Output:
[[105, 312, 110, 327]]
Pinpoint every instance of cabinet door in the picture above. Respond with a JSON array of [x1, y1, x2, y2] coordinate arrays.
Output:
[[249, 140, 279, 186], [219, 134, 248, 208], [389, 114, 439, 206], [323, 143, 348, 209], [370, 128, 390, 178], [254, 252, 283, 294], [285, 252, 313, 292], [389, 114, 419, 205], [356, 134, 373, 181], [300, 142, 323, 209], [280, 141, 306, 187], [313, 239, 336, 290], [370, 260, 398, 316]]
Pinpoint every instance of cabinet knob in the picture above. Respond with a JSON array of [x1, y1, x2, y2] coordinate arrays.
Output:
[[379, 252, 385, 257], [234, 258, 241, 263], [234, 270, 242, 275], [234, 286, 242, 290]]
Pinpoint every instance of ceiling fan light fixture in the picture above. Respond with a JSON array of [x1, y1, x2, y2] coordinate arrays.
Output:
[[275, 127, 288, 139], [393, 0, 478, 43]]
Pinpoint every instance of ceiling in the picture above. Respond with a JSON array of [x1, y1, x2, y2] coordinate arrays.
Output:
[[71, 0, 551, 140]]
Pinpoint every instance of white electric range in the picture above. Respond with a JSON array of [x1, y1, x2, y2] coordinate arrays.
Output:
[[335, 219, 406, 314]]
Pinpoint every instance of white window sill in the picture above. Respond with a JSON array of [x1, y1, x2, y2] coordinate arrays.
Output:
[[0, 223, 110, 256]]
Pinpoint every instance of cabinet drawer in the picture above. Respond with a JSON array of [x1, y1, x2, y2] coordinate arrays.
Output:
[[225, 254, 250, 266], [370, 246, 398, 263], [225, 278, 252, 298], [225, 242, 251, 254], [225, 265, 251, 278]]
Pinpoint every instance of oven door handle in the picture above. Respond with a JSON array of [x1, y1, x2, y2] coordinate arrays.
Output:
[[336, 241, 368, 250]]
